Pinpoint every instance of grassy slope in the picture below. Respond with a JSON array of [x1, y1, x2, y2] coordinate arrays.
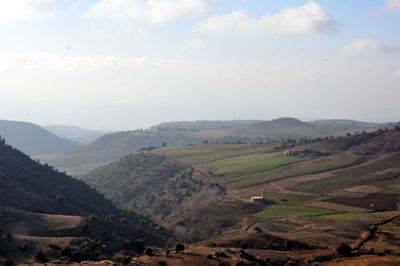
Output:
[[254, 204, 334, 219], [155, 143, 362, 189], [293, 153, 400, 193]]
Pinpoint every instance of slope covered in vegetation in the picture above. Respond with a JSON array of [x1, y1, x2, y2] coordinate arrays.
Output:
[[82, 152, 224, 221]]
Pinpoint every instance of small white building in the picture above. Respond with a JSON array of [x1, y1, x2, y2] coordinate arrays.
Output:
[[251, 190, 265, 203]]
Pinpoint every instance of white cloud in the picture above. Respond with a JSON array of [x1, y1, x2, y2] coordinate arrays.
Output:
[[183, 39, 206, 49], [195, 1, 335, 36], [87, 0, 213, 24], [394, 68, 400, 78], [0, 0, 56, 23], [0, 52, 175, 72], [341, 39, 400, 56], [383, 0, 400, 10]]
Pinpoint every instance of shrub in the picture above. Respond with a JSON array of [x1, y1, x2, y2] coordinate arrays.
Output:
[[55, 194, 66, 204], [132, 239, 145, 252], [35, 251, 47, 262], [87, 214, 98, 223], [254, 226, 262, 234], [215, 251, 229, 258], [61, 246, 72, 256], [336, 243, 351, 257], [284, 239, 292, 250], [144, 247, 153, 256], [238, 242, 248, 249], [175, 243, 185, 253], [21, 242, 29, 251], [384, 249, 392, 255]]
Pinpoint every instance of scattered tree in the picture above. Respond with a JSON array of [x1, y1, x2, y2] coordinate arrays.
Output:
[[175, 243, 185, 253], [336, 242, 351, 257]]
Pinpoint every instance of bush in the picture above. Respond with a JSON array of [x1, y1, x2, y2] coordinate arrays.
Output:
[[87, 214, 98, 223], [284, 239, 292, 250], [175, 243, 185, 253], [215, 251, 229, 258], [35, 251, 47, 262], [238, 242, 248, 249], [336, 243, 351, 257], [144, 247, 153, 256], [61, 246, 72, 256]]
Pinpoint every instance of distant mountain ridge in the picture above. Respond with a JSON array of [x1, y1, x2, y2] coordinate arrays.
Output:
[[44, 124, 107, 143], [0, 120, 78, 156], [308, 119, 380, 127], [36, 117, 394, 176], [254, 117, 314, 129], [150, 120, 265, 131]]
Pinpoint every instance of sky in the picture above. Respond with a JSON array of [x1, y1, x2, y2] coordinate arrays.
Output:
[[0, 0, 399, 130]]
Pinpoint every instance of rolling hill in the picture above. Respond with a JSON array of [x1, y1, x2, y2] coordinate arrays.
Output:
[[37, 117, 389, 176], [44, 125, 107, 143], [0, 120, 78, 156], [79, 127, 400, 265], [149, 119, 265, 131]]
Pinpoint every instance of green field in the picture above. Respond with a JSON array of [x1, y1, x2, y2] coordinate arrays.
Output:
[[155, 143, 366, 189], [292, 153, 400, 193], [322, 212, 374, 221], [276, 154, 361, 179], [156, 143, 277, 165], [253, 204, 333, 219], [263, 193, 317, 204], [214, 154, 311, 186]]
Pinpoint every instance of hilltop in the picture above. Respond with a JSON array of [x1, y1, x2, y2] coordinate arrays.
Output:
[[255, 117, 314, 129], [44, 125, 107, 144], [0, 120, 78, 156], [149, 120, 264, 131]]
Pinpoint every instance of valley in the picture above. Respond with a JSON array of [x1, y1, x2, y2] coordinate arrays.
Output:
[[1, 120, 400, 265]]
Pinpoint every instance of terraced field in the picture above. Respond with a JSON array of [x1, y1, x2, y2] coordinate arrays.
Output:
[[253, 204, 334, 219], [292, 153, 400, 193]]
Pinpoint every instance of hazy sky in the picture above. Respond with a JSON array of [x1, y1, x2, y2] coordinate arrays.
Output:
[[0, 0, 399, 130]]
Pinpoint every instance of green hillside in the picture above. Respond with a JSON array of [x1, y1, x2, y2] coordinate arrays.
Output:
[[82, 152, 224, 221], [37, 118, 388, 176]]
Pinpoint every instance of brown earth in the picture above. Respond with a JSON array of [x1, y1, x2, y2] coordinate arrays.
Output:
[[323, 255, 400, 266], [326, 193, 400, 211]]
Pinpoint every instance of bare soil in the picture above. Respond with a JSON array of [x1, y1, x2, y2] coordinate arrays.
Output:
[[326, 193, 400, 211]]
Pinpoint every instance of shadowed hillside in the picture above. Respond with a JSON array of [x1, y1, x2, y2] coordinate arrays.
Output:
[[0, 135, 170, 263], [0, 135, 114, 216], [0, 120, 78, 156]]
